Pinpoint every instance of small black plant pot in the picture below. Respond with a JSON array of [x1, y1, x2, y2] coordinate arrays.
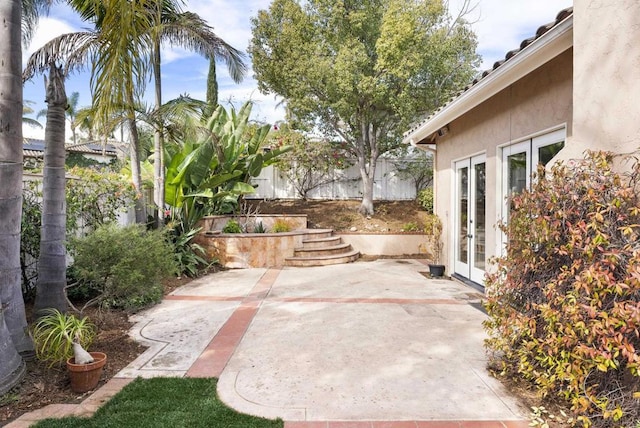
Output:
[[428, 264, 446, 278]]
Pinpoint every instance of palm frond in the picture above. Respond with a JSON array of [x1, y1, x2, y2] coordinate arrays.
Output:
[[158, 12, 248, 83], [22, 31, 98, 81], [22, 0, 51, 46]]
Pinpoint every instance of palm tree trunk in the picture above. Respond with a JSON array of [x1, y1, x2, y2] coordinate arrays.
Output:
[[152, 36, 165, 228], [0, 0, 32, 393], [34, 64, 68, 317], [126, 88, 146, 224]]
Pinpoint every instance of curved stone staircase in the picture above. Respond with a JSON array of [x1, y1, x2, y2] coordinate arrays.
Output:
[[285, 229, 360, 267]]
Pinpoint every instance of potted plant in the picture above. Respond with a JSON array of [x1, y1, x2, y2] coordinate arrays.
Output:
[[32, 309, 107, 393], [424, 215, 445, 278]]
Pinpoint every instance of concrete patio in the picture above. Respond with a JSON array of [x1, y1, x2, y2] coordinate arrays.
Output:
[[8, 259, 529, 427]]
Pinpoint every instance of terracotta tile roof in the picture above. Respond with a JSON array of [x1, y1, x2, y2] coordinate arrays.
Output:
[[404, 7, 573, 138]]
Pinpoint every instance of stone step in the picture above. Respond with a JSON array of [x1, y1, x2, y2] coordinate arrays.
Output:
[[302, 236, 343, 249], [301, 229, 334, 240], [294, 243, 352, 257], [285, 250, 361, 267]]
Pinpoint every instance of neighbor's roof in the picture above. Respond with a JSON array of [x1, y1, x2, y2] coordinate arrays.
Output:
[[403, 7, 573, 146], [23, 138, 121, 158]]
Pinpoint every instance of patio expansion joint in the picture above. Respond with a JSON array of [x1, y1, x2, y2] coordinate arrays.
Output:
[[230, 369, 308, 416]]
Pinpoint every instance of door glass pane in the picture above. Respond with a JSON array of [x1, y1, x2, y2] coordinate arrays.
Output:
[[458, 167, 468, 264], [474, 163, 486, 270], [538, 141, 565, 166], [508, 152, 527, 197]]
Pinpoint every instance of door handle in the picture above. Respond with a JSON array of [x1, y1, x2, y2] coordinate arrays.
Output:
[[467, 234, 473, 239]]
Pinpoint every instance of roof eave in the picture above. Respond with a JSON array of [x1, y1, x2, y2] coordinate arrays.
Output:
[[403, 14, 573, 147]]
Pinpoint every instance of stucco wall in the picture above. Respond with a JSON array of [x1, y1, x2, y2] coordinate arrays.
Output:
[[433, 50, 573, 277], [559, 0, 640, 162]]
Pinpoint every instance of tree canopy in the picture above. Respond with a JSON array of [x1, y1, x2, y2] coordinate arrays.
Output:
[[250, 0, 479, 214]]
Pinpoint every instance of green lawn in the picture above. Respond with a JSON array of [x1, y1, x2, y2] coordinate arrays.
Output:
[[33, 378, 284, 428]]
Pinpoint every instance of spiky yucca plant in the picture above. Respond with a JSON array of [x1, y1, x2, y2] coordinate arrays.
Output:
[[32, 309, 96, 367]]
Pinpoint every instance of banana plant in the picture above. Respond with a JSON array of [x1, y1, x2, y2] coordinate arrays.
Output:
[[164, 101, 290, 227]]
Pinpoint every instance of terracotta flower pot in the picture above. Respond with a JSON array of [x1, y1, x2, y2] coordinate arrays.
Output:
[[66, 352, 107, 393]]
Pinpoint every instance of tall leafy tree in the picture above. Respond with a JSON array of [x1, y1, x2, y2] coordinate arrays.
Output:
[[0, 0, 39, 394], [206, 59, 218, 111], [250, 0, 479, 215], [33, 63, 69, 317]]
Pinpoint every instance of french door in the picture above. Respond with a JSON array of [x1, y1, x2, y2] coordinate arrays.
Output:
[[454, 154, 486, 284]]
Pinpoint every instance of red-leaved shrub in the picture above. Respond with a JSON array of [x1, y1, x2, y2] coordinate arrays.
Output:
[[484, 151, 640, 427]]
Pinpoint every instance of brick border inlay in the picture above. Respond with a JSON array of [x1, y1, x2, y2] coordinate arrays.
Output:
[[272, 297, 464, 305], [284, 422, 530, 428]]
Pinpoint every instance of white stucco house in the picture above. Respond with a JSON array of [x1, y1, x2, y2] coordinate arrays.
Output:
[[403, 1, 640, 286]]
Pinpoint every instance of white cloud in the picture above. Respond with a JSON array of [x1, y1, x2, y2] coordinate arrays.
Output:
[[187, 0, 270, 51]]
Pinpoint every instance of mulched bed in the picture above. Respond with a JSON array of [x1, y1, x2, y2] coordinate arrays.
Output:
[[0, 275, 194, 425]]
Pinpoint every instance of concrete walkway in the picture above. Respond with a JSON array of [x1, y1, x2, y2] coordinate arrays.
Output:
[[8, 259, 529, 427]]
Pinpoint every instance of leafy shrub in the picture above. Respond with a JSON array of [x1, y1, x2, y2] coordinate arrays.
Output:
[[401, 221, 420, 232], [21, 182, 42, 297], [417, 187, 434, 213], [484, 152, 640, 427], [65, 265, 102, 302], [66, 166, 138, 234], [271, 219, 292, 233], [20, 168, 137, 299], [222, 220, 243, 233], [69, 224, 177, 311], [32, 309, 96, 367], [423, 214, 443, 263]]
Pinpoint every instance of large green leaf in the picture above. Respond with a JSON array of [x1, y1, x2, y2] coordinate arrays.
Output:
[[248, 123, 270, 154], [263, 144, 293, 165], [188, 139, 215, 188], [231, 181, 257, 195], [248, 153, 264, 177], [201, 170, 243, 190]]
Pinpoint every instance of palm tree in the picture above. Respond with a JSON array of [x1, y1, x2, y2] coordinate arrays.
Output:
[[146, 1, 247, 226], [36, 91, 81, 144], [25, 1, 151, 223], [0, 0, 42, 395], [33, 63, 69, 317], [24, 0, 247, 225], [66, 91, 80, 145], [75, 106, 96, 141], [23, 100, 43, 128]]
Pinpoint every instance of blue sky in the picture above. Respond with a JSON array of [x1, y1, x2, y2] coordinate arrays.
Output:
[[22, 0, 573, 139]]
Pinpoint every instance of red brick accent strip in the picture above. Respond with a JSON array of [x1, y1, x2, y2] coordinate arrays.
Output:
[[165, 295, 242, 302], [186, 268, 281, 378], [272, 297, 464, 305], [284, 422, 529, 428]]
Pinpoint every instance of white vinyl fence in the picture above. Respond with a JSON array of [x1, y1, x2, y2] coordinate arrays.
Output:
[[249, 158, 419, 200]]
